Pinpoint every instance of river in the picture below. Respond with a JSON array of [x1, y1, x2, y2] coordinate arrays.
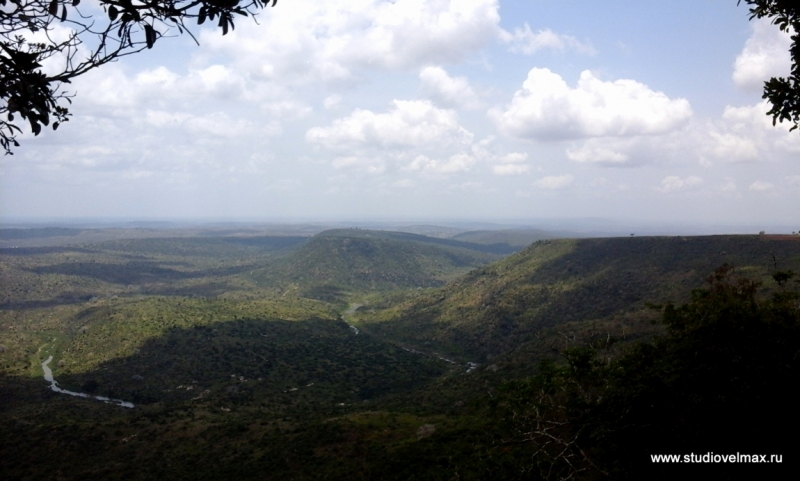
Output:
[[346, 304, 479, 373], [41, 355, 134, 408], [343, 303, 363, 335]]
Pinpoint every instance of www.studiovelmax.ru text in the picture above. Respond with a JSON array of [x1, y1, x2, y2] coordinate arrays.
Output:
[[651, 453, 783, 464]]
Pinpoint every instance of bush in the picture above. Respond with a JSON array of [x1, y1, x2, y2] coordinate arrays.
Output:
[[494, 265, 800, 479]]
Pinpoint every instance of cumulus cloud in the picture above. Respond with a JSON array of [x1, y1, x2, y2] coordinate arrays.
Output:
[[408, 153, 476, 173], [706, 131, 759, 163], [490, 69, 692, 140], [562, 98, 799, 168], [306, 100, 485, 174], [749, 180, 774, 192], [534, 174, 574, 190], [74, 63, 290, 115], [332, 156, 386, 174], [703, 101, 800, 163], [566, 142, 629, 164], [200, 0, 502, 83], [499, 25, 595, 55], [419, 66, 480, 109], [492, 152, 530, 175], [732, 18, 793, 91], [324, 95, 342, 109], [657, 175, 703, 193], [143, 110, 279, 138], [306, 100, 472, 150]]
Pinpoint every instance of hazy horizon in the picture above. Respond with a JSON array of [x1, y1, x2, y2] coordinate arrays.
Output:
[[2, 216, 796, 238], [2, 1, 798, 226]]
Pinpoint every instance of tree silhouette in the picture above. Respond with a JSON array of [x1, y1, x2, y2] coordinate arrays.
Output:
[[1, 0, 276, 154], [740, 1, 800, 132], [494, 265, 800, 479]]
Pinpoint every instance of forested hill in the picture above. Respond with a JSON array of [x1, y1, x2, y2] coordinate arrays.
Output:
[[251, 229, 507, 294], [358, 235, 800, 361]]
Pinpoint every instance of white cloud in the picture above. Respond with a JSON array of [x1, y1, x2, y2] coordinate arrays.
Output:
[[749, 180, 774, 192], [534, 174, 574, 190], [490, 69, 692, 140], [419, 66, 480, 109], [408, 153, 475, 173], [451, 181, 494, 193], [658, 175, 703, 193], [567, 143, 629, 164], [732, 18, 793, 91], [306, 100, 472, 150], [324, 95, 342, 109], [706, 131, 759, 162], [143, 110, 278, 138], [499, 24, 595, 55], [498, 152, 527, 164], [491, 152, 530, 175], [726, 103, 800, 154], [703, 101, 800, 162], [332, 156, 386, 174], [200, 0, 502, 83], [145, 110, 192, 128]]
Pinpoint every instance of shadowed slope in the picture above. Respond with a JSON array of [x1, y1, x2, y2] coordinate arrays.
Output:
[[359, 236, 800, 361]]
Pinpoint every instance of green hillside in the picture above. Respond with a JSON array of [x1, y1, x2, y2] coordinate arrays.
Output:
[[357, 235, 800, 361], [2, 231, 798, 480], [251, 229, 505, 297]]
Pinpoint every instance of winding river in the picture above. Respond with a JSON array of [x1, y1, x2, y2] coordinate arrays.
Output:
[[343, 303, 363, 335], [344, 303, 479, 373], [41, 355, 134, 408]]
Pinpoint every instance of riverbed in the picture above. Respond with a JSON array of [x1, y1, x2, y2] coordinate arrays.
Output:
[[41, 355, 134, 408]]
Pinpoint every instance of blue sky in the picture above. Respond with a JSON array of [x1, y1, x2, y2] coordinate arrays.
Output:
[[1, 0, 798, 229]]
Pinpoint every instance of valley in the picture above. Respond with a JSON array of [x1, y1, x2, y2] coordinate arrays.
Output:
[[1, 226, 798, 479]]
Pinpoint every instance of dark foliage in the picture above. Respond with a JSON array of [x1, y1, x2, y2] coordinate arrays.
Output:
[[1, 0, 277, 153], [741, 1, 800, 131], [493, 265, 800, 479]]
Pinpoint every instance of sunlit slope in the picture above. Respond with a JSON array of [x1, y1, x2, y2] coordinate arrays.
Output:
[[253, 229, 506, 294], [0, 235, 311, 308], [359, 236, 800, 360], [1, 296, 447, 411]]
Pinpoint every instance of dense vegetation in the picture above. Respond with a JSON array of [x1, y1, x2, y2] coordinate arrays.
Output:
[[357, 236, 800, 363], [1, 228, 797, 479], [490, 265, 800, 479]]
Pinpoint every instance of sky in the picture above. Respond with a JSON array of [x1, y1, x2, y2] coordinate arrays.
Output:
[[1, 0, 798, 229]]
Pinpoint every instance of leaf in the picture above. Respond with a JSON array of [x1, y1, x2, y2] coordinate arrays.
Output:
[[72, 0, 80, 5], [61, 5, 67, 21], [53, 122, 59, 131], [48, 0, 58, 16], [108, 5, 118, 21], [144, 25, 156, 49], [198, 7, 207, 25]]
